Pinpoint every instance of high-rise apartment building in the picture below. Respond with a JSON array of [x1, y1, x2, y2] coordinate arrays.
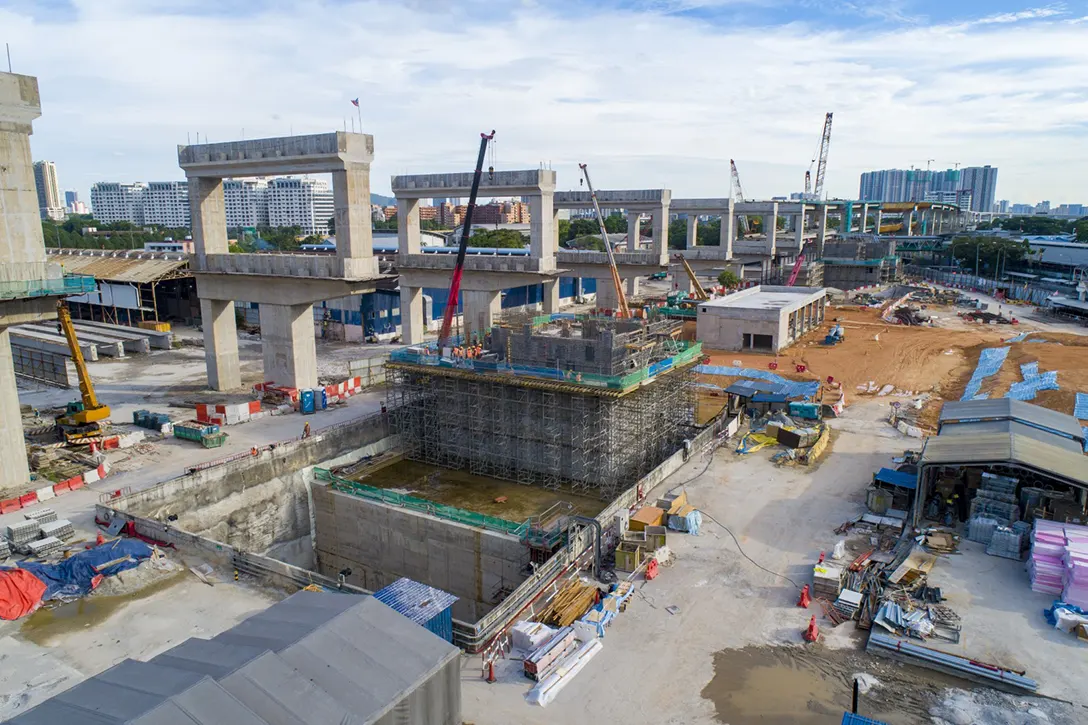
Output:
[[224, 179, 269, 228], [995, 200, 1010, 214], [924, 190, 972, 211], [64, 190, 79, 211], [143, 181, 191, 228], [859, 165, 996, 213], [958, 166, 998, 213], [33, 160, 65, 220], [90, 181, 148, 224], [266, 178, 334, 234]]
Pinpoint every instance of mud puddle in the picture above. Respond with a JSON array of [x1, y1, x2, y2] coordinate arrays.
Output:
[[701, 645, 951, 725], [21, 570, 187, 644]]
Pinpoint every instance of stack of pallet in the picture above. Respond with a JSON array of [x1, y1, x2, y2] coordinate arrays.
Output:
[[523, 626, 576, 681], [40, 519, 74, 541], [6, 520, 40, 553], [813, 563, 844, 601], [537, 580, 599, 628], [834, 589, 864, 620], [27, 536, 63, 558]]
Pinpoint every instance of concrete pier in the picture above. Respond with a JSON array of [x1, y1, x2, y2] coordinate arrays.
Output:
[[400, 286, 425, 345], [462, 290, 501, 343], [260, 303, 318, 390], [200, 298, 241, 390]]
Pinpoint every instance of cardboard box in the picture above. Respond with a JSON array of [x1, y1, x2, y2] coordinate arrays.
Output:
[[628, 506, 665, 532]]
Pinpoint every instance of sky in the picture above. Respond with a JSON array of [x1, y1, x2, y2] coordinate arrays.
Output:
[[4, 0, 1088, 206]]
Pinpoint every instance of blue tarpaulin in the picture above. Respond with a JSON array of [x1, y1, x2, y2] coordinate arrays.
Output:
[[1075, 393, 1088, 420], [19, 539, 153, 601], [874, 467, 917, 490], [696, 365, 819, 399], [961, 347, 1010, 401]]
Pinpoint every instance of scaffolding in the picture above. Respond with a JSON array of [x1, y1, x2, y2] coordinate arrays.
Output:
[[388, 363, 695, 500]]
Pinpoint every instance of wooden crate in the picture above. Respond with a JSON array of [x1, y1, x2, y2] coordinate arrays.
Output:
[[628, 506, 665, 532]]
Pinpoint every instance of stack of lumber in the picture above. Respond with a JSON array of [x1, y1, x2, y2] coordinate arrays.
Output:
[[537, 580, 599, 628]]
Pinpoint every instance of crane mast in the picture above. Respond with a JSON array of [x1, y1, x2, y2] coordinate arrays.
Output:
[[729, 159, 749, 236], [579, 163, 630, 318], [813, 112, 833, 199]]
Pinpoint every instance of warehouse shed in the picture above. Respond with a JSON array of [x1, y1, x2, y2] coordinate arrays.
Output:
[[696, 285, 827, 352], [10, 591, 462, 725]]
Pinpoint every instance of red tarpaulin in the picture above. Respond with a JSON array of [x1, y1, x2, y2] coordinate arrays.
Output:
[[0, 568, 47, 620]]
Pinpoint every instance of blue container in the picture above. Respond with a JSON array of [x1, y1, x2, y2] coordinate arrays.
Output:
[[319, 389, 328, 410], [842, 714, 888, 725], [374, 578, 458, 642], [299, 389, 316, 415]]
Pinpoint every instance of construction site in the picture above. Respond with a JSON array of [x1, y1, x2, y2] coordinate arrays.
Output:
[[4, 68, 1088, 725]]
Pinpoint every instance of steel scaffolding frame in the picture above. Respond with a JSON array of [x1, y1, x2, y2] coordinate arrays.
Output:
[[388, 364, 696, 500]]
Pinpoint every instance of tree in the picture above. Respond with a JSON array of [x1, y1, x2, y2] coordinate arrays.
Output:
[[949, 235, 1032, 273], [557, 218, 571, 241], [257, 225, 304, 251], [1074, 217, 1088, 243], [995, 216, 1073, 235], [373, 219, 398, 231], [566, 218, 599, 241], [326, 216, 336, 236], [467, 228, 528, 248], [564, 235, 606, 251], [603, 213, 627, 234], [717, 269, 741, 288]]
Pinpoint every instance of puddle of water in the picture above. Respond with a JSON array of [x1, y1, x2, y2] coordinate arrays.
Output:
[[701, 647, 918, 725], [21, 570, 187, 645]]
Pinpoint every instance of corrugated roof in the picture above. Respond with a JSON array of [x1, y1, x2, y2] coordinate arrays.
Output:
[[921, 432, 1088, 488], [374, 578, 458, 626], [940, 419, 1085, 454], [874, 467, 918, 490], [48, 251, 189, 283], [939, 399, 1084, 442], [12, 592, 460, 725]]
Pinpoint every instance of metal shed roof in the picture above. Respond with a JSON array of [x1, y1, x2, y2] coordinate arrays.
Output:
[[12, 592, 460, 725], [49, 250, 190, 283], [874, 467, 918, 490], [938, 399, 1084, 443], [939, 419, 1085, 454], [723, 379, 790, 397], [374, 577, 458, 626], [920, 432, 1088, 488]]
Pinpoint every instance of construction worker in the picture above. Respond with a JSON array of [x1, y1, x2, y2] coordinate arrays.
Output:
[[303, 422, 311, 438]]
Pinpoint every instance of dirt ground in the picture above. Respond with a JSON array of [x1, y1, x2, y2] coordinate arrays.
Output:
[[460, 400, 1086, 724]]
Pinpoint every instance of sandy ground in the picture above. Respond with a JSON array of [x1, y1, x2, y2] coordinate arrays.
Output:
[[460, 400, 1087, 724]]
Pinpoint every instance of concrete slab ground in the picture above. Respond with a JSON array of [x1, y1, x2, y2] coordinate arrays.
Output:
[[460, 400, 1087, 724]]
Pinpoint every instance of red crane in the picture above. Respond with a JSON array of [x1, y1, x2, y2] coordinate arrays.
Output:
[[438, 130, 496, 350]]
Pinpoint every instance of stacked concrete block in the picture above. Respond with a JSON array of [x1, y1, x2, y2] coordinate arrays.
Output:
[[40, 518, 74, 541], [7, 520, 41, 547], [24, 507, 57, 525], [26, 536, 62, 558], [196, 400, 261, 426]]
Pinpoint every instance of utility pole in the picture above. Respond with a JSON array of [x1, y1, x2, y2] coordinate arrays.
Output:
[[975, 242, 980, 277]]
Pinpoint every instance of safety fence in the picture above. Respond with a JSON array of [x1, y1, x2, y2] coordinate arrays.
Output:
[[390, 339, 703, 391], [0, 271, 96, 300], [906, 266, 1057, 306], [313, 467, 531, 539]]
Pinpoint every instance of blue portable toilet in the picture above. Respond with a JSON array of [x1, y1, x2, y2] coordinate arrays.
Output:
[[318, 388, 329, 410], [374, 578, 459, 642], [299, 388, 316, 415]]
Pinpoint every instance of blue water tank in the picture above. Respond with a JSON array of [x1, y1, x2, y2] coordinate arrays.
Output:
[[300, 389, 316, 414]]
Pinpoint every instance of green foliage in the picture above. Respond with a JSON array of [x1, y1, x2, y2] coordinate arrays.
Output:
[[949, 235, 1032, 273], [257, 225, 304, 251], [564, 235, 606, 251], [669, 217, 723, 248], [995, 216, 1074, 235], [558, 219, 571, 241], [421, 219, 447, 231], [1074, 218, 1088, 242], [566, 218, 599, 241], [717, 269, 741, 288], [467, 228, 528, 248], [603, 214, 627, 234], [41, 217, 190, 250], [373, 219, 398, 231], [326, 216, 336, 235]]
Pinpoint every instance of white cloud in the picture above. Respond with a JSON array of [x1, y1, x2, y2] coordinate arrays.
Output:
[[3, 0, 1086, 205]]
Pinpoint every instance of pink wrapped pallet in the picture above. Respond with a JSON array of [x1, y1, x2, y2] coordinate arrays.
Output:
[[1029, 520, 1088, 603]]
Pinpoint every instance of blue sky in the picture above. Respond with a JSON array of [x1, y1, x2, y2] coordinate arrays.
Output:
[[3, 0, 1086, 205]]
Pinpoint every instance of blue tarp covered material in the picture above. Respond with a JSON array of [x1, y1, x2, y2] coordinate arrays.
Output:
[[874, 467, 917, 490], [1075, 393, 1088, 421], [696, 365, 819, 399], [20, 539, 153, 601], [1044, 600, 1088, 627], [961, 347, 1010, 401]]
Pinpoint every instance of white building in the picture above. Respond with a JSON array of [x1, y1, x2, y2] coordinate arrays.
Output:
[[33, 160, 65, 220], [90, 182, 148, 224], [224, 178, 269, 228], [923, 189, 972, 211], [266, 177, 334, 234], [142, 181, 191, 228], [696, 285, 827, 352]]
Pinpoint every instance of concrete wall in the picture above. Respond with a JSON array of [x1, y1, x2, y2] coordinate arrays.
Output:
[[0, 73, 47, 268], [111, 414, 393, 566], [311, 484, 528, 623], [696, 310, 783, 352]]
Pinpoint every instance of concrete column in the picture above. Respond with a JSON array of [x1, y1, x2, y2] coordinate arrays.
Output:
[[552, 207, 560, 253], [399, 286, 424, 345], [260, 302, 317, 390], [542, 279, 560, 314], [626, 276, 640, 298], [0, 74, 47, 267], [627, 212, 641, 251], [794, 211, 805, 250], [875, 209, 884, 235], [861, 203, 870, 233], [816, 205, 828, 258], [529, 191, 556, 265], [596, 278, 619, 311], [721, 200, 734, 259], [462, 290, 500, 343], [397, 197, 421, 255], [764, 203, 777, 257], [0, 329, 30, 491], [189, 177, 228, 267], [907, 207, 916, 237], [651, 206, 669, 263], [200, 298, 240, 390], [332, 162, 374, 277], [686, 216, 698, 249]]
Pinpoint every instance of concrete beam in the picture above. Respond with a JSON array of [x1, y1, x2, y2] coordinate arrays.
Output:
[[671, 198, 730, 214], [16, 324, 124, 357], [178, 132, 374, 178], [392, 169, 555, 200], [260, 302, 317, 390], [0, 297, 59, 330], [75, 320, 173, 349], [194, 272, 386, 306], [0, 329, 30, 491], [553, 188, 670, 212], [8, 328, 98, 361], [201, 298, 240, 391], [399, 286, 424, 345], [71, 322, 150, 354], [398, 197, 421, 255]]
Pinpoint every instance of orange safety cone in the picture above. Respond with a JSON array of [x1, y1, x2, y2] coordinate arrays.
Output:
[[803, 615, 819, 642], [797, 584, 811, 609], [817, 550, 826, 564], [486, 660, 496, 683], [95, 533, 105, 546]]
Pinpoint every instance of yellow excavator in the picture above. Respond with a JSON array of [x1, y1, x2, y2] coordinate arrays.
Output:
[[54, 302, 111, 443]]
